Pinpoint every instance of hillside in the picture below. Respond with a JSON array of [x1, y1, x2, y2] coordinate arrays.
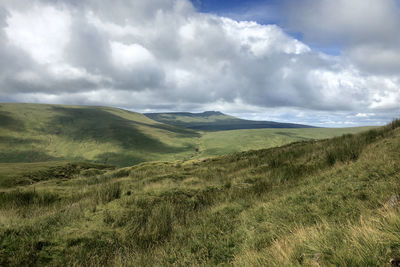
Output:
[[145, 111, 315, 131], [0, 103, 199, 166], [0, 120, 399, 266], [198, 126, 376, 157], [0, 103, 371, 167]]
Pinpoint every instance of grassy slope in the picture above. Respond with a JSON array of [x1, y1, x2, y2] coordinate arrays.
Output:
[[198, 127, 376, 157], [0, 103, 199, 166], [0, 161, 115, 188], [0, 103, 373, 167], [146, 111, 237, 123], [145, 111, 314, 130], [0, 120, 399, 266]]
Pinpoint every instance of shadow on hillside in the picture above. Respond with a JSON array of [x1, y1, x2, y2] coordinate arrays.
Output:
[[0, 111, 25, 131], [94, 152, 145, 167], [0, 136, 43, 145], [47, 107, 195, 153], [0, 151, 58, 163], [134, 121, 200, 138]]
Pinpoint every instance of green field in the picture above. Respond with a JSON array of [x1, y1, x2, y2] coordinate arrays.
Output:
[[198, 127, 376, 157], [0, 103, 374, 166], [0, 119, 399, 266]]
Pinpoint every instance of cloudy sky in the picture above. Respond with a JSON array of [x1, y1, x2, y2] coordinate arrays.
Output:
[[0, 0, 399, 126]]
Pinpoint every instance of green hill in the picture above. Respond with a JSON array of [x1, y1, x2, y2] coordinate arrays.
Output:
[[0, 103, 372, 167], [197, 126, 376, 157], [0, 103, 199, 166], [145, 111, 315, 131], [0, 120, 399, 266]]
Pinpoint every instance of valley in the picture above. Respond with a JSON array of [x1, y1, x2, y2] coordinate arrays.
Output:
[[0, 103, 398, 266], [0, 116, 399, 265], [2, 0, 399, 265], [0, 103, 372, 166]]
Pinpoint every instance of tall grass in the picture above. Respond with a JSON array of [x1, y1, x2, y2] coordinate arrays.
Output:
[[0, 120, 399, 265], [0, 189, 59, 208], [95, 182, 122, 204], [325, 119, 400, 166], [238, 207, 400, 266]]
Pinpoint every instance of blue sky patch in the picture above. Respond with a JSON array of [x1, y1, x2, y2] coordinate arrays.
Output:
[[190, 0, 281, 24]]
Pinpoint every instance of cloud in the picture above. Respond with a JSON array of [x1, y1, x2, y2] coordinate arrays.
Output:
[[355, 113, 375, 118], [0, 0, 398, 126], [5, 4, 71, 64], [285, 0, 400, 43], [284, 0, 400, 74]]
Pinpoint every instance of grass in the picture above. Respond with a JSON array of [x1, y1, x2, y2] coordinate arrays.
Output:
[[0, 103, 199, 166], [0, 119, 399, 266], [198, 127, 376, 157], [145, 111, 314, 130], [145, 111, 236, 124], [0, 103, 373, 166], [0, 161, 114, 188]]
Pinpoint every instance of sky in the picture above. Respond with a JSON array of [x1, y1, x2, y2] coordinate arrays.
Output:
[[0, 0, 399, 127]]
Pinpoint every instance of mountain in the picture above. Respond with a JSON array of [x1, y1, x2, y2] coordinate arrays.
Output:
[[1, 119, 399, 266], [145, 111, 315, 131]]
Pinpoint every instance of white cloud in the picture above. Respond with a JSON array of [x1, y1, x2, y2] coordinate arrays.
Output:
[[5, 4, 71, 64], [222, 19, 310, 57], [110, 42, 155, 68], [0, 0, 398, 126], [355, 113, 375, 118]]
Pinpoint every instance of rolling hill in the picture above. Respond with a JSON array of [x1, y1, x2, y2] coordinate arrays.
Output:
[[145, 111, 315, 131], [0, 119, 399, 266], [0, 103, 375, 167], [197, 126, 376, 157], [0, 103, 199, 166]]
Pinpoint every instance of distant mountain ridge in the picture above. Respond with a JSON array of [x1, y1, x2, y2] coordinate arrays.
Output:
[[145, 111, 315, 131]]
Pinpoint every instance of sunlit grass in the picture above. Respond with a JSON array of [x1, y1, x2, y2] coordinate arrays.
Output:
[[0, 120, 399, 265], [0, 103, 373, 167]]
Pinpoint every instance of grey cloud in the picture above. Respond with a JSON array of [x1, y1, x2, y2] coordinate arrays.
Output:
[[0, 0, 398, 126], [345, 45, 400, 75], [283, 0, 400, 75], [0, 12, 38, 93], [84, 0, 191, 25], [236, 54, 338, 110], [284, 0, 400, 45], [0, 7, 7, 28], [0, 2, 107, 94], [66, 16, 112, 74]]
